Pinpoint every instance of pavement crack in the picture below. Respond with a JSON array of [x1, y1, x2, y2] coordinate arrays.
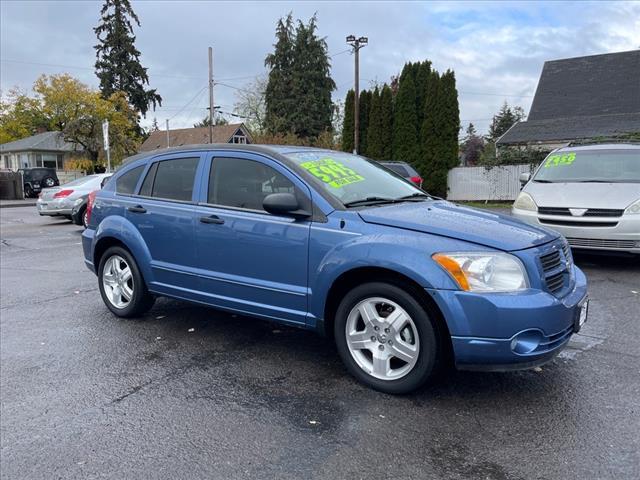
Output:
[[0, 287, 99, 310]]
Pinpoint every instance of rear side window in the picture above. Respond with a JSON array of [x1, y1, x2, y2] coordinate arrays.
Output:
[[144, 157, 199, 202], [116, 166, 144, 194], [383, 164, 409, 176], [208, 157, 295, 211]]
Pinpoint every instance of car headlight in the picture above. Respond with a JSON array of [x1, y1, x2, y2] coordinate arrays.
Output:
[[433, 252, 529, 292], [513, 192, 537, 212], [624, 199, 640, 215]]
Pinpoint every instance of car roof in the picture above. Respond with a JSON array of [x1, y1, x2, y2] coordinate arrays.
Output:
[[556, 143, 640, 152], [120, 144, 336, 169]]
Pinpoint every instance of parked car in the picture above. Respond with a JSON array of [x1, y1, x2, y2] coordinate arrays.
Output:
[[379, 161, 423, 187], [19, 167, 59, 197], [37, 173, 112, 223], [82, 145, 588, 394], [513, 144, 640, 254], [71, 174, 112, 228]]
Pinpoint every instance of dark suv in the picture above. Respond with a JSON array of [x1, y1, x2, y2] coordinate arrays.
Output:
[[20, 168, 59, 197], [379, 161, 423, 188]]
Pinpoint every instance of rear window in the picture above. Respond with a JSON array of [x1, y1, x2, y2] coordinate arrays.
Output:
[[116, 166, 144, 194], [144, 157, 199, 202], [382, 163, 410, 176]]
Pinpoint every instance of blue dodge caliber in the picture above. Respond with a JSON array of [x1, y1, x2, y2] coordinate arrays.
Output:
[[82, 145, 588, 394]]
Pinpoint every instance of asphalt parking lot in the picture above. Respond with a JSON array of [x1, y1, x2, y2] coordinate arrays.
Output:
[[1, 206, 639, 480]]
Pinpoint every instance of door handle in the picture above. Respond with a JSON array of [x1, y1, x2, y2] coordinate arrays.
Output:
[[200, 215, 225, 225], [127, 205, 147, 214]]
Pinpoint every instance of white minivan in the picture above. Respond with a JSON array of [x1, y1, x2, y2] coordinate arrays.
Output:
[[512, 143, 640, 254]]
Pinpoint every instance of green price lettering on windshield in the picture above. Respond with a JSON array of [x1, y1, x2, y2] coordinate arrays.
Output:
[[300, 158, 365, 188], [545, 152, 576, 168]]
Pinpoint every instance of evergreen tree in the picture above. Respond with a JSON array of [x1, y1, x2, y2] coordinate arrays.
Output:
[[488, 101, 525, 140], [289, 15, 336, 139], [420, 71, 442, 193], [94, 0, 161, 117], [366, 87, 383, 160], [414, 61, 431, 129], [150, 117, 159, 132], [379, 84, 394, 159], [341, 89, 355, 152], [392, 64, 419, 165], [358, 89, 371, 155], [264, 13, 295, 135], [461, 122, 484, 166]]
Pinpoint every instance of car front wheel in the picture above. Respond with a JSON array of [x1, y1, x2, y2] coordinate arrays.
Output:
[[98, 246, 155, 318], [334, 282, 438, 394]]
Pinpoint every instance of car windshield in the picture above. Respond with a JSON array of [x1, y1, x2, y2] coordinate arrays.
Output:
[[533, 149, 640, 183], [285, 151, 425, 206]]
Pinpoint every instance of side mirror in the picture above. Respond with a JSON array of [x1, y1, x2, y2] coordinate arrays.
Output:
[[519, 172, 531, 187], [263, 193, 310, 218]]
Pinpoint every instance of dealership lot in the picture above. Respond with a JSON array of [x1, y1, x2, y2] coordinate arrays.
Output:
[[1, 206, 639, 479]]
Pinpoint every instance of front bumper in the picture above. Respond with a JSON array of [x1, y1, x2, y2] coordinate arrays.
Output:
[[512, 207, 640, 253], [428, 266, 588, 371]]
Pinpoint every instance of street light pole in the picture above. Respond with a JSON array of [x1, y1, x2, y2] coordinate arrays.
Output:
[[346, 35, 368, 154]]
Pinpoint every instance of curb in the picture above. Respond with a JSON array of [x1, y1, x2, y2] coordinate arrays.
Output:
[[0, 202, 37, 209]]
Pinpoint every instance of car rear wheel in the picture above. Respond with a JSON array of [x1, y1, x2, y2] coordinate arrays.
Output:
[[98, 246, 155, 318], [334, 282, 438, 394]]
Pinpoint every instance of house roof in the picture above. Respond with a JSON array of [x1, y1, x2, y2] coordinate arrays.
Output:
[[139, 123, 252, 152], [499, 50, 640, 145], [498, 112, 640, 144], [0, 131, 80, 153]]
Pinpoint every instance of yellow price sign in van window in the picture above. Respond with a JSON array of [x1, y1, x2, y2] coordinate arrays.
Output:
[[300, 158, 365, 188], [545, 152, 576, 168]]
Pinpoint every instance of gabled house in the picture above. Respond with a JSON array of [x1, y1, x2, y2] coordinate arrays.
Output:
[[140, 123, 253, 152], [497, 50, 640, 149], [0, 131, 82, 171]]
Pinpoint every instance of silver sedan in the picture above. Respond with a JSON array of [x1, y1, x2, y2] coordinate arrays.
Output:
[[36, 174, 112, 225], [512, 144, 640, 254]]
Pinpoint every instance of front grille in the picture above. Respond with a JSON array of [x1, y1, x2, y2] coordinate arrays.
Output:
[[540, 218, 618, 228], [538, 207, 624, 218], [566, 237, 637, 249], [533, 324, 574, 354], [539, 242, 572, 295]]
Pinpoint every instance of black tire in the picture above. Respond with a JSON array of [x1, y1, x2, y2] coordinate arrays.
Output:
[[24, 185, 33, 198], [334, 282, 439, 394], [82, 207, 89, 228], [98, 246, 155, 318], [43, 176, 56, 188], [72, 205, 87, 227]]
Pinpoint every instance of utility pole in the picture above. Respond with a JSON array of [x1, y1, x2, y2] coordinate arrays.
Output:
[[208, 46, 215, 143], [166, 119, 170, 148], [346, 35, 368, 154]]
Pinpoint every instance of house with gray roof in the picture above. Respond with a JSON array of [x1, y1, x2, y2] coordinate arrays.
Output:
[[497, 50, 640, 149], [0, 131, 83, 171]]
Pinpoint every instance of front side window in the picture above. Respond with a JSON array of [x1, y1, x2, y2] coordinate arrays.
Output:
[[116, 165, 144, 194], [533, 149, 640, 183], [144, 157, 199, 201], [285, 151, 422, 205], [208, 157, 295, 211]]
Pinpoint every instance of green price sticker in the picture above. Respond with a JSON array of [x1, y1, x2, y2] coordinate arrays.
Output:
[[300, 158, 365, 188], [545, 152, 576, 168]]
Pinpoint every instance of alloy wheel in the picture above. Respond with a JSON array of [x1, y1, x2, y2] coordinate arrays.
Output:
[[102, 255, 134, 309], [345, 297, 420, 381]]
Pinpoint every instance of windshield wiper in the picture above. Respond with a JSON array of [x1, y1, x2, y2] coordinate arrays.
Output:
[[343, 197, 399, 208], [576, 180, 614, 183], [533, 179, 554, 183], [397, 193, 432, 201]]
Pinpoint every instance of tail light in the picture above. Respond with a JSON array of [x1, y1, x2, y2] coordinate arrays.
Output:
[[86, 190, 97, 226], [410, 176, 423, 187], [53, 189, 74, 198]]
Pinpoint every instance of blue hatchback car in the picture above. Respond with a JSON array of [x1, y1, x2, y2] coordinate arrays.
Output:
[[82, 145, 588, 394]]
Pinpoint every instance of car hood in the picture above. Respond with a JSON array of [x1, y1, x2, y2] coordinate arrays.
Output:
[[524, 182, 640, 209], [358, 200, 558, 251]]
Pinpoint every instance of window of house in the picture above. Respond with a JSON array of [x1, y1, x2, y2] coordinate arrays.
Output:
[[42, 153, 57, 169], [232, 135, 247, 144], [116, 165, 145, 194], [208, 157, 295, 211], [144, 157, 199, 202]]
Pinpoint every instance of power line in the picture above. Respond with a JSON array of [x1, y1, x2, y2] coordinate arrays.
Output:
[[167, 85, 208, 121]]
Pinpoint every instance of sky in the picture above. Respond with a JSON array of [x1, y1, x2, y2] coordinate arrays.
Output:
[[1, 0, 639, 135]]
